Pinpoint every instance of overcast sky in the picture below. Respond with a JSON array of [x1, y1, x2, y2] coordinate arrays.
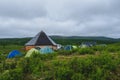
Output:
[[0, 0, 120, 38]]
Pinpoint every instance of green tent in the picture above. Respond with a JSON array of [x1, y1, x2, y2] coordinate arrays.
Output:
[[72, 45, 78, 49], [64, 45, 73, 50], [25, 48, 40, 57]]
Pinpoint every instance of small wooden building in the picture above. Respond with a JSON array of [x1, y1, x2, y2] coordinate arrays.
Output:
[[25, 31, 57, 51]]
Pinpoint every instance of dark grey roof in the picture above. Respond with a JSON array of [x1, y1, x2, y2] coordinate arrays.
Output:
[[25, 31, 57, 46]]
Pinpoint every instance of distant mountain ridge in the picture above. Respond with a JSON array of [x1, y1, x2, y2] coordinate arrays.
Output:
[[0, 36, 120, 41], [0, 36, 120, 45], [50, 36, 120, 41]]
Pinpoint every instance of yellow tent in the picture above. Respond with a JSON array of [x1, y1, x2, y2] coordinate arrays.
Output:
[[25, 48, 40, 57]]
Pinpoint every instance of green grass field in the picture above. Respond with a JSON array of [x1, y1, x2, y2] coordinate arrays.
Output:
[[0, 43, 120, 80]]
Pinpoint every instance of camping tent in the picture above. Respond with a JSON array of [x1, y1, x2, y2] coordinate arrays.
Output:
[[72, 45, 78, 49], [64, 45, 73, 50], [80, 42, 97, 48], [57, 44, 62, 50], [25, 48, 40, 57], [7, 50, 22, 58], [40, 46, 54, 54]]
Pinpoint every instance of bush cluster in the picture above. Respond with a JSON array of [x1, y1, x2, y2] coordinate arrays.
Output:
[[0, 43, 120, 80], [0, 52, 120, 80], [78, 48, 94, 55]]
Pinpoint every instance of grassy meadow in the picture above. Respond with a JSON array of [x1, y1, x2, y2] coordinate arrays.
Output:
[[0, 38, 120, 80]]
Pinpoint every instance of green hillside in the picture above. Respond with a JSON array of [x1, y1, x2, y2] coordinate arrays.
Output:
[[0, 37, 120, 80], [0, 43, 120, 80], [0, 36, 120, 46]]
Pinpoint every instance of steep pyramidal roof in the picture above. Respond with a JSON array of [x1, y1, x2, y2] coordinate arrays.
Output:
[[25, 31, 57, 46]]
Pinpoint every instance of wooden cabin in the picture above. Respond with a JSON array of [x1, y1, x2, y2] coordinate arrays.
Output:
[[25, 31, 57, 51]]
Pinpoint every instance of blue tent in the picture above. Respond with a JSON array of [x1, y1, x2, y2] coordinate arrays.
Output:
[[64, 45, 73, 50], [7, 50, 22, 58], [40, 46, 54, 54]]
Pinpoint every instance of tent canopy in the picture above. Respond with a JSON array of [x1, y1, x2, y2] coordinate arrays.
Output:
[[72, 45, 78, 49], [7, 50, 22, 58], [40, 46, 54, 54], [25, 48, 40, 57], [64, 45, 73, 50]]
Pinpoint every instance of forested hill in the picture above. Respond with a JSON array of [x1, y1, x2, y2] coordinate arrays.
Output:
[[51, 36, 120, 45], [51, 36, 119, 40], [0, 36, 120, 46]]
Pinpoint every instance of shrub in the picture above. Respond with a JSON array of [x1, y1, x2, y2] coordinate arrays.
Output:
[[90, 68, 106, 80], [0, 68, 23, 80], [30, 52, 57, 61], [0, 70, 10, 80], [20, 58, 32, 74], [71, 73, 85, 80], [78, 48, 94, 55], [57, 50, 73, 55], [106, 46, 119, 53], [92, 46, 106, 52], [39, 53, 57, 60], [9, 68, 23, 80], [54, 67, 73, 80], [69, 57, 94, 76]]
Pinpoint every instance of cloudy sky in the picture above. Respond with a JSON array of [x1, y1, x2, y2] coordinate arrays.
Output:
[[0, 0, 120, 38]]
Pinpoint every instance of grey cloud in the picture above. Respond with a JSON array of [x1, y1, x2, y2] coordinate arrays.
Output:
[[0, 0, 120, 38], [0, 0, 47, 19]]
